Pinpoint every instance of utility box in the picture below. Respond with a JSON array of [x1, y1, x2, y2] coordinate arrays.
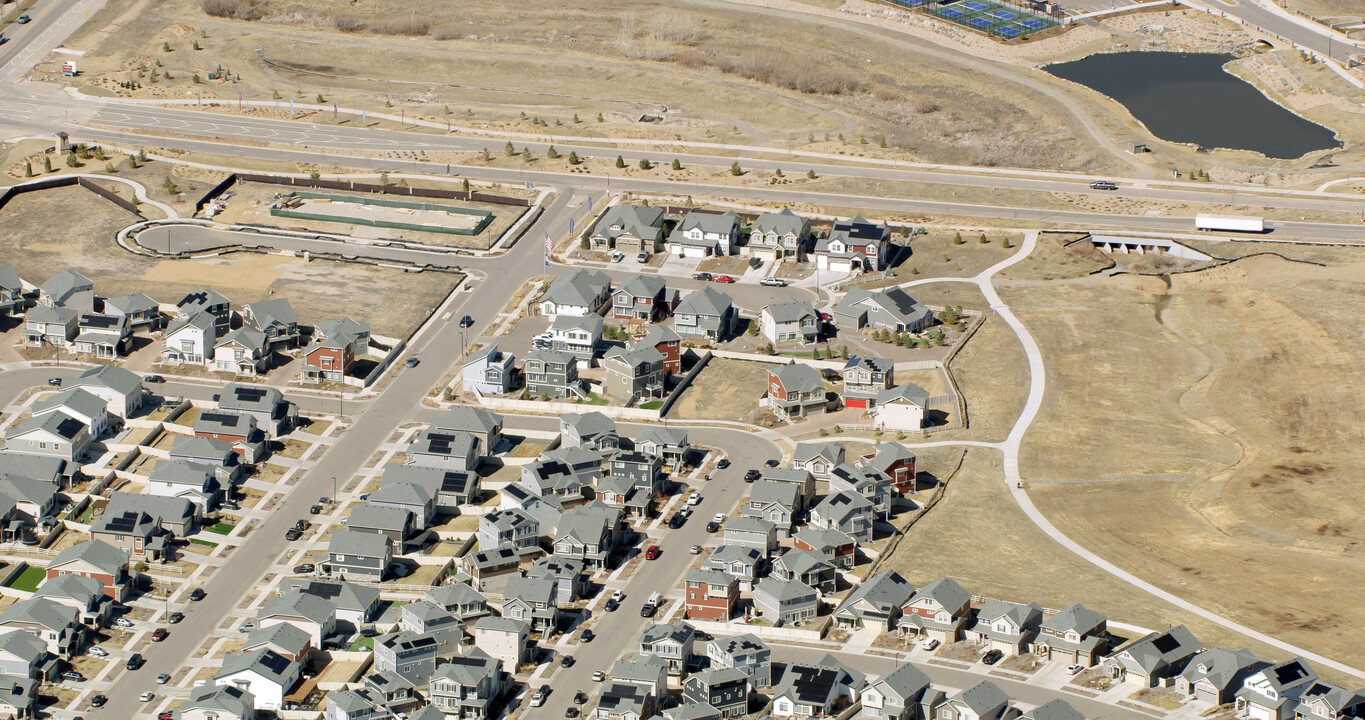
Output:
[[61, 61, 77, 76]]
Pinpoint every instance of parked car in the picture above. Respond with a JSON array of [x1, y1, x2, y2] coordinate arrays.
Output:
[[459, 314, 474, 328], [759, 277, 788, 287], [156, 673, 171, 685], [90, 695, 107, 707], [592, 670, 606, 682], [61, 671, 83, 682], [167, 612, 184, 624], [668, 514, 683, 529], [610, 251, 625, 263], [574, 691, 588, 705], [717, 458, 730, 468], [611, 590, 625, 603], [713, 275, 735, 283], [293, 563, 315, 574], [920, 638, 939, 651], [644, 545, 661, 560], [159, 713, 174, 720], [139, 691, 155, 702], [604, 598, 618, 612], [566, 709, 579, 718], [309, 504, 323, 515], [560, 654, 575, 667], [692, 272, 712, 281], [981, 649, 1003, 665], [189, 588, 206, 601], [16, 14, 30, 23], [764, 458, 780, 467], [405, 356, 420, 368], [690, 544, 702, 555], [238, 620, 256, 633], [530, 687, 547, 707], [144, 375, 165, 383], [580, 628, 595, 642], [295, 519, 309, 531], [88, 646, 108, 658], [115, 618, 134, 628], [126, 653, 143, 670], [640, 602, 657, 618], [687, 492, 701, 505], [636, 251, 650, 262], [285, 528, 302, 541], [1089, 180, 1118, 190], [151, 628, 168, 642], [47, 377, 62, 387], [1067, 664, 1085, 675], [744, 469, 761, 482], [706, 520, 721, 533]]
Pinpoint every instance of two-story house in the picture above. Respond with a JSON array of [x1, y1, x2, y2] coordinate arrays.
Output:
[[242, 298, 300, 349], [211, 648, 301, 711], [478, 508, 541, 557], [0, 599, 82, 659], [640, 620, 697, 676], [69, 364, 145, 419], [374, 630, 441, 685], [706, 545, 766, 591], [527, 556, 589, 605], [936, 681, 1010, 720], [38, 270, 92, 309], [525, 348, 584, 400], [553, 503, 625, 569], [635, 426, 690, 470], [1102, 625, 1203, 688], [749, 208, 812, 263], [32, 387, 110, 439], [669, 210, 741, 257], [0, 264, 25, 316], [4, 412, 91, 465], [792, 527, 857, 570], [462, 343, 517, 395], [23, 305, 77, 347], [743, 480, 801, 536], [674, 287, 738, 342], [543, 314, 604, 366], [810, 491, 875, 543], [761, 298, 821, 345], [874, 382, 933, 433], [833, 570, 914, 631], [766, 363, 828, 418], [832, 286, 934, 334], [591, 204, 666, 255], [970, 600, 1044, 657], [612, 274, 675, 322], [501, 576, 559, 634], [842, 356, 895, 409], [723, 516, 777, 554], [324, 531, 392, 583], [176, 288, 231, 335], [684, 668, 749, 719], [561, 412, 621, 452], [771, 657, 866, 719], [900, 577, 973, 644], [73, 313, 132, 358], [45, 539, 130, 601], [603, 345, 666, 405], [829, 463, 893, 520], [214, 327, 270, 377], [772, 548, 836, 595], [1234, 658, 1320, 720], [301, 332, 355, 383], [859, 663, 935, 720], [218, 384, 296, 438], [102, 293, 161, 330], [708, 634, 772, 689], [1032, 603, 1108, 667], [815, 215, 891, 273], [425, 582, 489, 622], [472, 616, 530, 673], [539, 270, 612, 317], [428, 649, 504, 720], [684, 569, 738, 622], [794, 443, 843, 481], [161, 311, 217, 366], [754, 577, 819, 626], [859, 442, 918, 495], [1176, 648, 1268, 706]]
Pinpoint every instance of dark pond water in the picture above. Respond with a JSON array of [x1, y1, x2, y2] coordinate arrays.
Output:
[[1046, 52, 1340, 159]]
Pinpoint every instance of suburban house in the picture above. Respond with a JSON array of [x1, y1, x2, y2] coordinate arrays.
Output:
[[611, 654, 670, 698], [3, 413, 91, 464], [553, 503, 625, 569], [766, 363, 828, 418], [670, 210, 742, 257], [301, 333, 355, 383], [171, 435, 240, 485], [73, 313, 131, 358], [1176, 648, 1268, 705], [178, 684, 258, 720], [970, 600, 1044, 656], [368, 476, 437, 528], [22, 306, 77, 347], [399, 603, 463, 655], [612, 275, 675, 322], [832, 286, 934, 333], [674, 287, 738, 342], [527, 556, 589, 605], [743, 480, 801, 536], [859, 663, 935, 720], [544, 314, 604, 366], [539, 270, 612, 317], [243, 622, 313, 663], [0, 628, 58, 683], [633, 324, 683, 375], [428, 649, 504, 720], [809, 491, 875, 543], [900, 578, 973, 643], [874, 382, 933, 432], [771, 658, 866, 719], [432, 406, 503, 455], [194, 411, 259, 448], [597, 679, 657, 720], [842, 356, 895, 409], [218, 384, 296, 437], [724, 516, 778, 554], [242, 298, 301, 349], [460, 545, 521, 593], [1234, 659, 1320, 720], [761, 298, 822, 345], [524, 349, 584, 400], [833, 570, 914, 631], [860, 442, 918, 495], [635, 426, 690, 470], [32, 387, 110, 439], [753, 577, 819, 626], [45, 539, 131, 601], [104, 491, 198, 537], [683, 667, 750, 719], [603, 345, 666, 405], [34, 571, 112, 629], [685, 569, 739, 622], [161, 311, 218, 366], [381, 464, 478, 514], [324, 531, 392, 583], [1102, 625, 1204, 688], [462, 343, 518, 395], [1021, 701, 1086, 720], [406, 429, 479, 473], [258, 590, 338, 647], [829, 463, 893, 518], [279, 578, 382, 628], [639, 620, 697, 677], [314, 317, 370, 355], [176, 288, 231, 334], [0, 599, 82, 658], [771, 548, 837, 594], [103, 293, 161, 330], [521, 458, 591, 503], [1032, 604, 1108, 667], [38, 270, 92, 309], [936, 681, 1011, 720], [478, 508, 541, 557], [345, 504, 417, 550], [68, 364, 145, 418], [471, 616, 530, 673], [147, 459, 221, 512], [0, 264, 25, 316], [708, 634, 772, 689], [213, 327, 270, 377], [211, 648, 301, 711], [373, 631, 440, 685], [793, 443, 843, 481], [561, 412, 621, 452], [425, 582, 489, 622], [793, 527, 856, 569], [749, 208, 812, 263], [815, 215, 891, 273], [706, 545, 766, 591], [592, 204, 667, 254], [501, 576, 559, 634]]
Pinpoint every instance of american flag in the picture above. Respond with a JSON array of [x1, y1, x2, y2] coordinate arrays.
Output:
[[544, 232, 554, 253]]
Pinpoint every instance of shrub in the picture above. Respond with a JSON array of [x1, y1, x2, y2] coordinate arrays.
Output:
[[730, 162, 743, 176], [672, 158, 682, 170], [615, 155, 626, 169], [638, 158, 651, 170], [200, 0, 261, 19], [568, 151, 581, 165], [333, 14, 365, 32], [369, 15, 431, 35]]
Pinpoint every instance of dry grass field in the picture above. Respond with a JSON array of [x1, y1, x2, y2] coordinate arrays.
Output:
[[996, 249, 1365, 670], [0, 186, 458, 337], [669, 357, 776, 422]]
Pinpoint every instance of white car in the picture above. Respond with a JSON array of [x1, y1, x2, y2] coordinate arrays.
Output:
[[610, 251, 625, 263], [114, 618, 134, 628], [687, 492, 701, 505], [529, 689, 547, 708], [88, 646, 109, 658], [139, 691, 155, 702], [690, 545, 702, 555], [593, 670, 606, 682], [712, 513, 725, 524], [611, 590, 625, 603], [1067, 664, 1085, 675], [920, 638, 940, 651]]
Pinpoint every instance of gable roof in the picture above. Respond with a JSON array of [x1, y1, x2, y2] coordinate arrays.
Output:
[[595, 204, 665, 240], [542, 270, 611, 308], [871, 662, 932, 702], [765, 297, 818, 324], [245, 620, 313, 657], [104, 293, 159, 315], [794, 443, 842, 466], [105, 492, 196, 528], [431, 648, 499, 686], [327, 530, 391, 558], [433, 406, 502, 436], [346, 503, 413, 533], [772, 363, 825, 394], [951, 680, 1009, 715], [877, 381, 931, 407], [0, 597, 79, 631], [217, 326, 266, 351], [637, 324, 682, 348], [675, 286, 733, 317], [679, 209, 739, 235], [183, 684, 257, 718], [260, 589, 337, 626], [910, 577, 971, 612], [72, 365, 143, 398], [177, 288, 230, 311], [755, 576, 817, 603], [50, 539, 126, 575], [243, 298, 297, 328], [616, 274, 667, 300], [5, 412, 87, 442], [217, 647, 298, 686], [1042, 603, 1107, 635], [0, 264, 21, 293], [753, 207, 808, 236], [748, 480, 800, 508], [165, 310, 216, 337], [836, 570, 915, 616], [1023, 699, 1084, 720], [834, 286, 932, 326], [642, 619, 697, 647], [1116, 625, 1203, 674], [33, 573, 103, 606], [1181, 647, 1266, 691], [278, 578, 380, 612]]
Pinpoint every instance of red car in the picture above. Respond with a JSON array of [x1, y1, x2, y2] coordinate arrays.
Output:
[[159, 713, 174, 720], [151, 628, 168, 642], [645, 545, 662, 560], [713, 275, 735, 284]]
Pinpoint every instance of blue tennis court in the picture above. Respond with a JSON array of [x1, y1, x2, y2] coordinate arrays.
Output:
[[996, 26, 1021, 36], [918, 0, 1060, 39], [1020, 18, 1047, 28], [962, 2, 989, 10], [989, 9, 1018, 19], [967, 16, 994, 27], [938, 7, 964, 17]]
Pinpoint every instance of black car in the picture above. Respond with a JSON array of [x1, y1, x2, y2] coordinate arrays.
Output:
[[566, 709, 580, 719], [692, 272, 712, 281], [145, 374, 165, 383], [668, 514, 684, 529], [309, 504, 323, 515], [574, 692, 588, 705], [189, 588, 206, 601], [640, 603, 657, 618], [982, 649, 1004, 665], [706, 521, 721, 533], [580, 628, 595, 642], [765, 458, 780, 467], [716, 458, 730, 469], [561, 654, 575, 667], [295, 519, 310, 531], [294, 563, 315, 574], [167, 612, 184, 624], [126, 653, 144, 670], [90, 695, 107, 708], [459, 315, 474, 328], [744, 469, 761, 483], [285, 528, 302, 541], [47, 377, 62, 387], [604, 597, 619, 612]]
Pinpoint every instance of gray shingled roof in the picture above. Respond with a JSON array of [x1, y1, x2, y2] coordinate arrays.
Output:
[[675, 286, 733, 317], [594, 204, 665, 241], [182, 683, 257, 718], [434, 406, 501, 435], [765, 297, 817, 324], [911, 577, 971, 612], [260, 589, 336, 626], [951, 681, 1010, 716], [50, 539, 126, 576], [542, 270, 611, 308], [772, 363, 825, 395], [753, 207, 807, 237], [245, 621, 312, 657], [1023, 699, 1084, 720], [216, 647, 298, 686], [877, 381, 931, 407], [328, 529, 390, 558]]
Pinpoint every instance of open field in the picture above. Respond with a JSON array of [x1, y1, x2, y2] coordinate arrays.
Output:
[[668, 357, 777, 422], [1001, 248, 1365, 671], [0, 186, 459, 338]]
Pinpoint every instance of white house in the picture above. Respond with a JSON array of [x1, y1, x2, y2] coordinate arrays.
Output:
[[31, 388, 110, 439], [68, 365, 145, 418], [161, 312, 217, 366], [210, 648, 301, 711], [873, 382, 931, 432]]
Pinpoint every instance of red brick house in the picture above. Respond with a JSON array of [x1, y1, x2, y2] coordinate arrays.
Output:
[[633, 325, 682, 376], [685, 569, 738, 621], [301, 334, 355, 383], [793, 527, 857, 569], [46, 539, 132, 602], [766, 363, 827, 418], [860, 442, 918, 494]]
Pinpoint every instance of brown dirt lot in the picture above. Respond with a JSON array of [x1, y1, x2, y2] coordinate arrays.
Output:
[[668, 357, 775, 422], [0, 185, 460, 338], [1003, 250, 1365, 672]]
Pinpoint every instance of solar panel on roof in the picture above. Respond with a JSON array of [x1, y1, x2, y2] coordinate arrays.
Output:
[[234, 387, 268, 401], [81, 315, 120, 329], [104, 512, 140, 533], [258, 651, 291, 674], [201, 412, 240, 426], [55, 418, 86, 439], [1152, 633, 1181, 653]]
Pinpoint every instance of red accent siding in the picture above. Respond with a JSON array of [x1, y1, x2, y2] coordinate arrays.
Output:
[[845, 397, 869, 409]]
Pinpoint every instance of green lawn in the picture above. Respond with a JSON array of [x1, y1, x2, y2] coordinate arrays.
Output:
[[6, 566, 45, 593], [78, 506, 95, 523], [639, 400, 664, 409], [578, 393, 609, 406], [347, 636, 374, 652], [190, 538, 219, 548], [206, 522, 236, 536]]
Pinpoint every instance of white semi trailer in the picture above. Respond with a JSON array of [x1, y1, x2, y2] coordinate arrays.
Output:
[[1195, 214, 1264, 233]]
